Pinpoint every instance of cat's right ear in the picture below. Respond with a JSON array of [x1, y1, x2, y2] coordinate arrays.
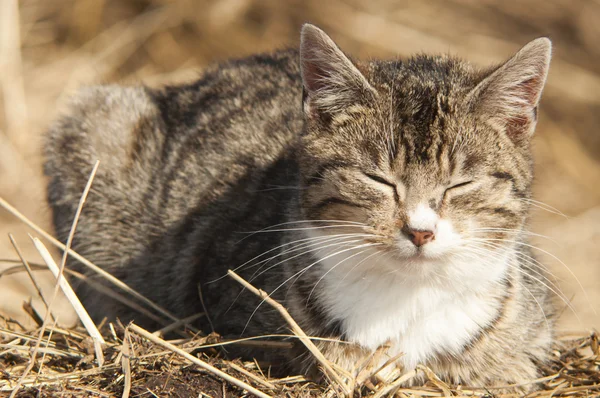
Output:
[[467, 38, 551, 145], [300, 24, 375, 119]]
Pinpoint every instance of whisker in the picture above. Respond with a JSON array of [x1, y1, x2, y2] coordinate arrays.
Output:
[[234, 219, 366, 243], [242, 242, 381, 333], [466, 239, 562, 283], [252, 185, 307, 192], [462, 242, 562, 290], [251, 219, 365, 228], [514, 198, 569, 219], [470, 228, 557, 243], [460, 246, 580, 324], [244, 234, 374, 277], [220, 236, 374, 313], [521, 279, 552, 334], [307, 247, 377, 303], [466, 242, 566, 297], [467, 237, 596, 315], [338, 249, 387, 285], [209, 233, 371, 283], [461, 248, 575, 321], [239, 224, 367, 235], [248, 238, 369, 283], [453, 252, 552, 339], [465, 239, 560, 281]]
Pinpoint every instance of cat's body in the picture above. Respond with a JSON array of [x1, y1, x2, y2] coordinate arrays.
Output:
[[46, 49, 305, 336], [45, 25, 556, 389]]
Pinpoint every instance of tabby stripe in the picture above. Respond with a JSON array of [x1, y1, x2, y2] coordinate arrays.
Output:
[[305, 161, 348, 186], [435, 141, 445, 165], [491, 171, 514, 181], [490, 207, 518, 217], [463, 275, 513, 353], [490, 171, 528, 198], [311, 197, 365, 212]]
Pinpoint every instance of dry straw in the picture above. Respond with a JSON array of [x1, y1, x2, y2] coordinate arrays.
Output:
[[1, 279, 599, 396], [228, 269, 353, 396], [32, 237, 106, 364], [129, 323, 273, 398]]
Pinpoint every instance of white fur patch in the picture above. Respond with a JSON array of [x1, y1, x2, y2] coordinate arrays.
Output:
[[306, 218, 510, 372], [397, 203, 461, 260], [407, 203, 438, 231]]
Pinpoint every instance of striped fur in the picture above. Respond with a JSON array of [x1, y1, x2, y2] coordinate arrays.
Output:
[[44, 24, 555, 390]]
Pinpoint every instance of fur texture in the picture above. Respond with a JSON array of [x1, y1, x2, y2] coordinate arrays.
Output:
[[44, 24, 556, 390]]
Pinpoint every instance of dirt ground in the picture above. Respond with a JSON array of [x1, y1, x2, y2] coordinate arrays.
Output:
[[0, 0, 598, 334]]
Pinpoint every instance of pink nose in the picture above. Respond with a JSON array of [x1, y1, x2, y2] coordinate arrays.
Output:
[[404, 228, 435, 247]]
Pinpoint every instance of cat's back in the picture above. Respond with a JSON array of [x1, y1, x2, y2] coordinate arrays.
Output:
[[46, 49, 302, 218], [44, 49, 303, 292]]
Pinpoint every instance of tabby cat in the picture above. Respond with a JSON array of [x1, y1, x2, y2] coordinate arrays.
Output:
[[45, 24, 556, 389]]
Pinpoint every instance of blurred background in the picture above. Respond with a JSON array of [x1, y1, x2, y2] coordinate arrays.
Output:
[[0, 0, 598, 331]]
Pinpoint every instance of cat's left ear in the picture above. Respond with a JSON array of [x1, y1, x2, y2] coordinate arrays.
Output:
[[468, 38, 551, 144], [300, 24, 376, 119]]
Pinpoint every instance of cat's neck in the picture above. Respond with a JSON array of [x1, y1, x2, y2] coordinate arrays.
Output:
[[308, 241, 513, 368]]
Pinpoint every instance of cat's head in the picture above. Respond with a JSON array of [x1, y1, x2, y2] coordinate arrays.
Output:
[[297, 24, 551, 281]]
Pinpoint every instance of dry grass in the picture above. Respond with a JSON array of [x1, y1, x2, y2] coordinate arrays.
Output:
[[0, 0, 599, 396], [1, 285, 599, 397]]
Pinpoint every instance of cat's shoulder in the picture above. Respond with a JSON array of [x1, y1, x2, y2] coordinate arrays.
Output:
[[44, 84, 162, 189], [48, 85, 157, 139]]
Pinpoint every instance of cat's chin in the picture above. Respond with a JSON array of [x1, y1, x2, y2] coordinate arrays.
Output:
[[368, 246, 457, 278], [388, 242, 454, 262]]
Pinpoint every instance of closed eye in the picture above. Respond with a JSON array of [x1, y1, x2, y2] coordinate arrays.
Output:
[[443, 180, 474, 200], [444, 181, 474, 198], [448, 181, 474, 190], [363, 172, 396, 189], [363, 172, 400, 202]]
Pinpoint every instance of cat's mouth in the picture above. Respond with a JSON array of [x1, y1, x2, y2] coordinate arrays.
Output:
[[404, 248, 446, 261], [412, 247, 431, 259], [382, 240, 449, 262]]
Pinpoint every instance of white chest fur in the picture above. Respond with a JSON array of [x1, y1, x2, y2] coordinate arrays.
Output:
[[317, 251, 507, 370]]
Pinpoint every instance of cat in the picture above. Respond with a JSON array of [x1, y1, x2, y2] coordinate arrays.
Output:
[[44, 24, 556, 389]]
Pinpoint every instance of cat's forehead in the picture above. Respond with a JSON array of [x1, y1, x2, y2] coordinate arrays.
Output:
[[362, 56, 481, 142], [360, 56, 487, 166], [367, 55, 479, 94]]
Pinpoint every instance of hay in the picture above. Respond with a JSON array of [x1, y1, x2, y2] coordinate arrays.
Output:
[[0, 290, 599, 397]]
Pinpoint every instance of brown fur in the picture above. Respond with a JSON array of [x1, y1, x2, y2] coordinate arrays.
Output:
[[44, 25, 556, 390]]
